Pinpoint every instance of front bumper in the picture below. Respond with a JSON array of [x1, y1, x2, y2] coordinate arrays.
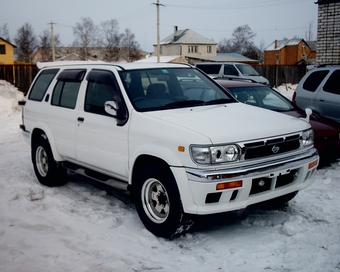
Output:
[[174, 148, 319, 215]]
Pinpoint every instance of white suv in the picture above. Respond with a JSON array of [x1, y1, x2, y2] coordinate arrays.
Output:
[[195, 62, 270, 85], [293, 64, 340, 123], [20, 61, 319, 238]]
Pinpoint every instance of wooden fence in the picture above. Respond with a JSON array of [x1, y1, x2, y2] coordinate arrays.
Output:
[[0, 64, 39, 94], [0, 63, 308, 94], [253, 65, 307, 87]]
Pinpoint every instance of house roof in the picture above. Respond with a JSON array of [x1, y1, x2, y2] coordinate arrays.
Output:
[[264, 38, 311, 51], [157, 29, 216, 46], [0, 37, 16, 48]]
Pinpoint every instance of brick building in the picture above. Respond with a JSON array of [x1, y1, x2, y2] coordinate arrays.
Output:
[[264, 39, 315, 65], [316, 0, 340, 64]]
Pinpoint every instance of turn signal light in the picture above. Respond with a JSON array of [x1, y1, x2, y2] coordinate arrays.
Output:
[[308, 159, 318, 169], [216, 180, 243, 191]]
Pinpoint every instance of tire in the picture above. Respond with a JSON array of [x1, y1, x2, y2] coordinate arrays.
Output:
[[133, 162, 194, 238], [31, 134, 67, 187]]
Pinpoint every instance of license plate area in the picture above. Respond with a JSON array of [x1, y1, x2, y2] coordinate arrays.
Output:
[[250, 170, 297, 195]]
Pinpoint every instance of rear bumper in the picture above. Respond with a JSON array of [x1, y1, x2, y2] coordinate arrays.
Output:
[[175, 148, 319, 215]]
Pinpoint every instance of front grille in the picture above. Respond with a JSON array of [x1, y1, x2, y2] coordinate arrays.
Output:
[[244, 134, 300, 160]]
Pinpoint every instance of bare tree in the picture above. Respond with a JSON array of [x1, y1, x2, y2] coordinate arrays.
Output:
[[38, 29, 61, 62], [121, 28, 141, 62], [73, 17, 99, 60], [217, 25, 260, 60], [14, 23, 38, 63], [0, 23, 11, 41], [231, 24, 256, 55], [100, 19, 122, 62], [305, 20, 315, 43], [217, 38, 234, 53]]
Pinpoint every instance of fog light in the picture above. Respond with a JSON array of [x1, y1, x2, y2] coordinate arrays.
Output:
[[258, 180, 265, 187]]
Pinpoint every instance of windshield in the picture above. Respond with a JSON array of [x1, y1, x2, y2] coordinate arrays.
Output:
[[119, 68, 235, 111], [235, 64, 259, 76], [227, 86, 295, 112]]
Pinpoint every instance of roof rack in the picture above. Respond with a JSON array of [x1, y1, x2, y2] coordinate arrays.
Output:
[[213, 76, 257, 83], [317, 63, 340, 68], [36, 60, 106, 69]]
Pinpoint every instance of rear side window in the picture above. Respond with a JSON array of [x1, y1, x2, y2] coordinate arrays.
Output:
[[302, 70, 329, 92], [196, 64, 222, 74], [28, 69, 59, 101], [323, 69, 340, 95], [51, 69, 86, 109]]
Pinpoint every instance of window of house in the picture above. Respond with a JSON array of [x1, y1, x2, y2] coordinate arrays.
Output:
[[188, 46, 198, 53], [207, 46, 212, 53], [0, 44, 5, 54], [302, 53, 306, 60], [51, 69, 86, 109]]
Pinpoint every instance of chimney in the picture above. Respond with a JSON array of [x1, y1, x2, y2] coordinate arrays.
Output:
[[174, 26, 179, 42], [274, 39, 278, 49]]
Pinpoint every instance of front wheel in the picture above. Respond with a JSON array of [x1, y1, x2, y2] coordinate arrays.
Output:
[[32, 134, 67, 187], [133, 162, 194, 238]]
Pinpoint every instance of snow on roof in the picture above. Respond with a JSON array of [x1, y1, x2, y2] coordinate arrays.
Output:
[[265, 38, 305, 51], [158, 29, 216, 45], [135, 55, 182, 63]]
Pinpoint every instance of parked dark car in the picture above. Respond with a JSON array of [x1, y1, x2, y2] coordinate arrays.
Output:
[[216, 79, 340, 161]]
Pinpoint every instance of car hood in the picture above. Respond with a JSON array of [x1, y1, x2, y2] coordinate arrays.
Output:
[[145, 103, 310, 144], [283, 110, 340, 138]]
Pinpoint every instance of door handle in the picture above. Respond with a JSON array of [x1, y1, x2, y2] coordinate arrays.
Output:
[[77, 117, 84, 122]]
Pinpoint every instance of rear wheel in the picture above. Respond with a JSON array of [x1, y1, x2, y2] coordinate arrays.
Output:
[[133, 162, 194, 238], [32, 134, 67, 187]]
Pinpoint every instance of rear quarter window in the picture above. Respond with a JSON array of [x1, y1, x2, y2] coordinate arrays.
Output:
[[196, 64, 222, 74], [323, 69, 340, 95], [302, 70, 329, 92], [28, 69, 59, 101]]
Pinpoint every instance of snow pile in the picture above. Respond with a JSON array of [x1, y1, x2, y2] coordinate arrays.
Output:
[[0, 80, 25, 115], [0, 81, 340, 271], [275, 83, 297, 100]]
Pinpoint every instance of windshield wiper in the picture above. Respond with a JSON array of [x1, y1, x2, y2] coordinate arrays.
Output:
[[205, 98, 231, 105], [163, 100, 205, 109]]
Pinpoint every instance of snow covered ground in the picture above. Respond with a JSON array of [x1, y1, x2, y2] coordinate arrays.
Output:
[[1, 80, 340, 272]]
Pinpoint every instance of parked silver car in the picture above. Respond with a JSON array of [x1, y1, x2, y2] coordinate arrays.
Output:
[[195, 62, 269, 85], [293, 64, 340, 123]]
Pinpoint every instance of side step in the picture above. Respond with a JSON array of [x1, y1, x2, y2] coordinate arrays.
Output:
[[62, 161, 129, 191]]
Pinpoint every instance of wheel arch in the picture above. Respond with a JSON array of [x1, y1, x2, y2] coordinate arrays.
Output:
[[130, 155, 170, 199], [30, 126, 63, 162]]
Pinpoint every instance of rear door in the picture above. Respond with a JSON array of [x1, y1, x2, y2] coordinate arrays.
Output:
[[314, 69, 340, 122]]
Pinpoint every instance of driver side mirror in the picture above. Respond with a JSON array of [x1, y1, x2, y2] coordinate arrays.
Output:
[[105, 101, 129, 126]]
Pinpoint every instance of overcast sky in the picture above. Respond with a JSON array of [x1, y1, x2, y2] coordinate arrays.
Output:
[[1, 0, 318, 52]]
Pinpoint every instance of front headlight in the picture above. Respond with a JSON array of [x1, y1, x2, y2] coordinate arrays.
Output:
[[191, 144, 241, 164], [300, 129, 314, 148]]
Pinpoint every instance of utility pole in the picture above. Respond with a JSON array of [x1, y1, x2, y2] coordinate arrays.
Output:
[[153, 1, 164, 63], [48, 21, 56, 61]]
